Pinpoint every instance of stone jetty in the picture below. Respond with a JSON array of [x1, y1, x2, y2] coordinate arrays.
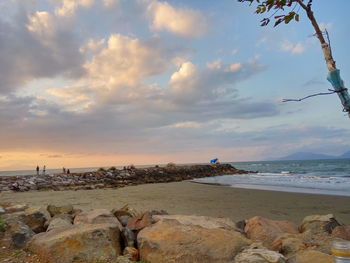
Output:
[[0, 164, 248, 192], [0, 202, 348, 262]]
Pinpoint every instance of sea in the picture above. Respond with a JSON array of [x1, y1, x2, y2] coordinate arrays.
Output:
[[1, 159, 350, 196], [194, 159, 350, 197]]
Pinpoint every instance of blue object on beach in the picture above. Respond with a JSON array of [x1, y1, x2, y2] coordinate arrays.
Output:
[[327, 69, 350, 114], [210, 158, 219, 164]]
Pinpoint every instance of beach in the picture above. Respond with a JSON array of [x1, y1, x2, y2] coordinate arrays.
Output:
[[1, 181, 350, 224]]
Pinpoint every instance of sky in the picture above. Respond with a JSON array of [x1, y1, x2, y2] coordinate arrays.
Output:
[[0, 0, 350, 170]]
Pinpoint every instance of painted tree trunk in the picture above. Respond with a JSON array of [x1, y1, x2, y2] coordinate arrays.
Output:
[[302, 2, 350, 115]]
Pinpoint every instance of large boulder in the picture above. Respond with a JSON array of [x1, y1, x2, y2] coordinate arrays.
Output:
[[286, 250, 334, 263], [153, 214, 238, 231], [138, 218, 251, 263], [245, 217, 299, 249], [299, 214, 340, 234], [47, 204, 74, 217], [332, 226, 350, 241], [27, 223, 122, 263], [1, 217, 35, 248], [74, 209, 122, 229], [234, 248, 286, 263], [21, 206, 51, 233]]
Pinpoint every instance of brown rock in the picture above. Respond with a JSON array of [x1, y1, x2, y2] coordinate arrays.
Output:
[[332, 226, 350, 241], [127, 212, 152, 231], [74, 209, 122, 229], [21, 206, 51, 233], [299, 214, 340, 234], [153, 214, 238, 231], [245, 216, 299, 249], [47, 204, 73, 217], [123, 246, 139, 261], [27, 223, 122, 263], [138, 219, 250, 263], [286, 250, 334, 263]]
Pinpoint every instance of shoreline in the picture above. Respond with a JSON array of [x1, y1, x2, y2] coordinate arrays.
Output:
[[190, 180, 350, 197], [1, 181, 350, 224]]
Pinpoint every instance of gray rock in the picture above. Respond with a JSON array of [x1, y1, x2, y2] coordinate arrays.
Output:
[[2, 217, 35, 248], [0, 206, 5, 215], [299, 214, 340, 234], [122, 227, 136, 247], [234, 248, 286, 263], [47, 215, 73, 232]]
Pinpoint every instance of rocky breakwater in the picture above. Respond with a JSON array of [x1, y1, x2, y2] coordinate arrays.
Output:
[[1, 202, 350, 262], [0, 164, 248, 192]]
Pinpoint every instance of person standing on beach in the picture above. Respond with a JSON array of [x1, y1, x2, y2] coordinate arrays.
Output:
[[63, 167, 66, 174], [43, 165, 46, 175], [36, 165, 39, 175]]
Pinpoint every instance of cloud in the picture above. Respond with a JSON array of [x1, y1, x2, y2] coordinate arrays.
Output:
[[84, 34, 173, 87], [281, 40, 305, 54], [0, 6, 84, 94], [55, 0, 95, 17], [146, 0, 207, 37]]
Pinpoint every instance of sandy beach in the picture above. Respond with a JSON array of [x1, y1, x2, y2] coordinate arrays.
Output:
[[1, 181, 350, 224]]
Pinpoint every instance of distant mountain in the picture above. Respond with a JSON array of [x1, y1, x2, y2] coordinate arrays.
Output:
[[278, 152, 335, 161], [340, 151, 350, 159]]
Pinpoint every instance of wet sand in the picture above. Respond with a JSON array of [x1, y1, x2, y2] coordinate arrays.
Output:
[[1, 181, 350, 224]]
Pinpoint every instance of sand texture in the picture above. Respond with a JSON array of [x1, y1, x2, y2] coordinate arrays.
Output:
[[1, 181, 350, 224]]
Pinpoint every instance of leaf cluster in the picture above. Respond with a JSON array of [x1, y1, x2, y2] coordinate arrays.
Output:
[[237, 0, 312, 27]]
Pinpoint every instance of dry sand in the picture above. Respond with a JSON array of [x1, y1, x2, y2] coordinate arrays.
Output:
[[1, 181, 350, 224]]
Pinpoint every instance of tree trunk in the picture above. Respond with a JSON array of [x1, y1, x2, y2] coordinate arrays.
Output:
[[297, 0, 350, 115]]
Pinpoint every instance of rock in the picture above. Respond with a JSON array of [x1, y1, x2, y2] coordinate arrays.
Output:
[[118, 215, 130, 227], [286, 250, 334, 263], [47, 216, 73, 232], [153, 214, 238, 231], [127, 212, 152, 231], [27, 223, 122, 263], [121, 227, 136, 247], [279, 237, 306, 257], [300, 231, 336, 254], [21, 206, 51, 233], [332, 226, 350, 241], [47, 204, 73, 217], [234, 248, 286, 263], [4, 204, 28, 213], [0, 206, 5, 215], [245, 216, 299, 249], [112, 204, 138, 218], [149, 209, 168, 216], [123, 246, 139, 261], [1, 218, 35, 248], [74, 209, 122, 229], [299, 214, 340, 234], [138, 219, 250, 263], [116, 256, 133, 263]]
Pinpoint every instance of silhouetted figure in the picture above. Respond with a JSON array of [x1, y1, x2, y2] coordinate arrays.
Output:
[[63, 167, 66, 174], [36, 165, 39, 175], [43, 165, 46, 175], [67, 169, 70, 174]]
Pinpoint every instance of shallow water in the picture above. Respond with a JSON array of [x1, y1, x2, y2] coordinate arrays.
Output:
[[194, 159, 350, 196]]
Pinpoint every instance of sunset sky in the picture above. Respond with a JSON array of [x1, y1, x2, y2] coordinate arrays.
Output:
[[1, 0, 350, 171]]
